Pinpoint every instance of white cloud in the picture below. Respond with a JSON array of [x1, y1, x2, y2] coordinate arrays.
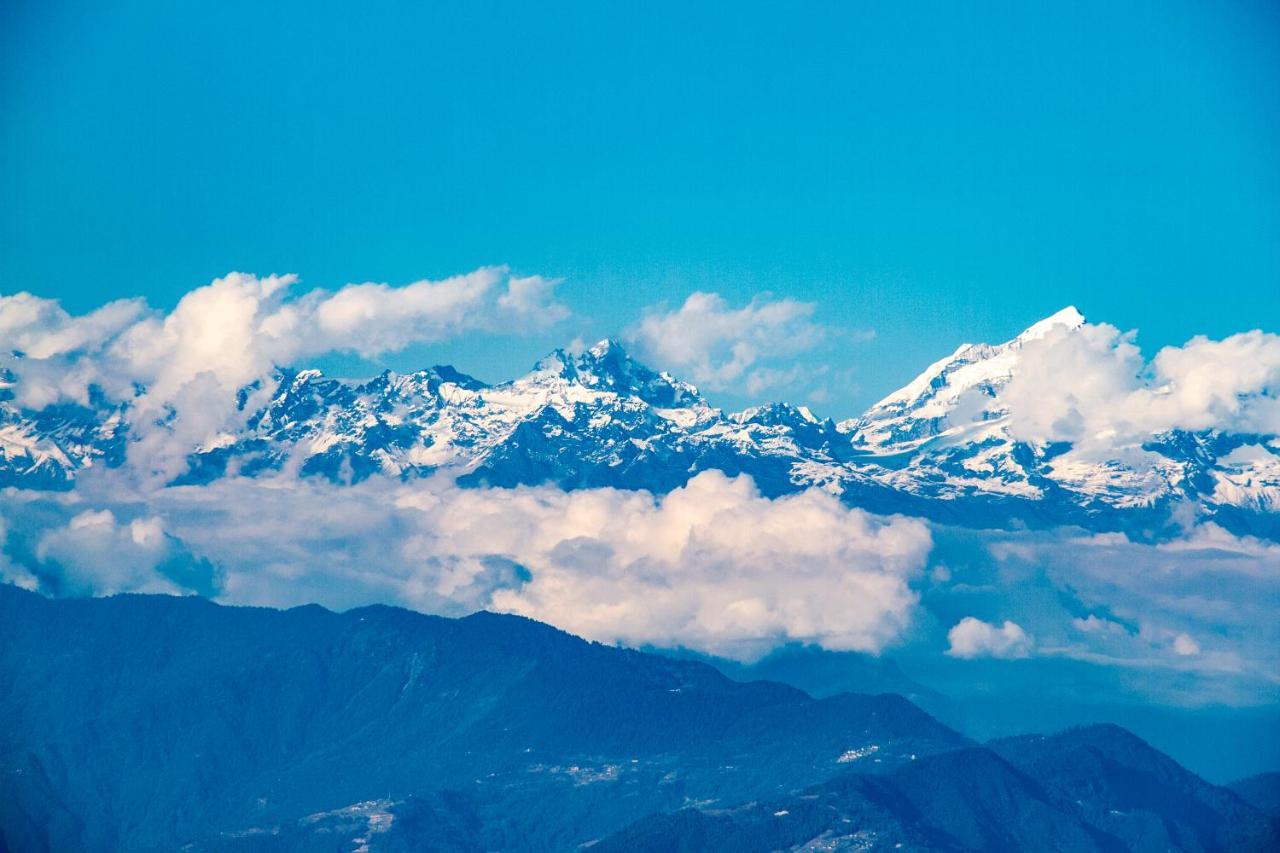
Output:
[[744, 365, 807, 398], [946, 617, 1033, 659], [627, 292, 825, 396], [973, 522, 1280, 693], [0, 293, 147, 363], [5, 266, 565, 411], [1072, 614, 1129, 636], [309, 269, 567, 356], [9, 470, 933, 661], [473, 472, 931, 658], [1173, 633, 1201, 656], [32, 508, 191, 597], [4, 465, 1276, 695], [1001, 322, 1280, 447], [1, 267, 567, 480], [0, 515, 39, 591]]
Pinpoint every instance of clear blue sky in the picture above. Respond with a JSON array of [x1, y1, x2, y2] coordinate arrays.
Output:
[[4, 0, 1279, 416]]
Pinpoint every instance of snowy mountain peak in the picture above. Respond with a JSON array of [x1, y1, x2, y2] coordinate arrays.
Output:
[[1017, 305, 1086, 342], [587, 337, 625, 358], [290, 367, 324, 386], [421, 365, 489, 392], [524, 339, 701, 408], [529, 338, 629, 381], [734, 402, 822, 427], [845, 306, 1088, 451]]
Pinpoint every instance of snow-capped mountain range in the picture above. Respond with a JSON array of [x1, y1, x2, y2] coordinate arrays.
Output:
[[3, 308, 1278, 537]]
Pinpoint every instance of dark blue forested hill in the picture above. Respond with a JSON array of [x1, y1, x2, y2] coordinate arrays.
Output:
[[0, 585, 963, 852], [989, 726, 1279, 852], [1230, 772, 1280, 820], [595, 747, 1113, 853], [598, 734, 1280, 853], [1, 586, 1276, 852]]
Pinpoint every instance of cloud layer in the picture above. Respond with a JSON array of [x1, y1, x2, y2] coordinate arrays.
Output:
[[919, 520, 1280, 703], [9, 466, 1275, 694], [0, 267, 566, 480], [1000, 321, 1280, 447], [3, 267, 565, 409], [1, 471, 932, 661], [627, 292, 825, 396]]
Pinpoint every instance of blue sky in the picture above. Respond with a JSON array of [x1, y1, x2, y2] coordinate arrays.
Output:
[[4, 0, 1279, 416]]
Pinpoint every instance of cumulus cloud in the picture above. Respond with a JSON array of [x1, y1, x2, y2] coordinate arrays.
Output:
[[1072, 614, 1129, 636], [0, 496, 218, 598], [5, 471, 932, 661], [627, 292, 825, 395], [34, 509, 181, 596], [308, 269, 567, 356], [3, 267, 565, 410], [1000, 321, 1280, 447], [966, 522, 1280, 700], [0, 267, 566, 480], [1172, 633, 1201, 656], [946, 617, 1034, 659], [473, 472, 930, 657], [0, 515, 39, 591]]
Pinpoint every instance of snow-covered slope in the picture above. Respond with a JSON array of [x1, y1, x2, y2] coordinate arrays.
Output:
[[4, 316, 1279, 538], [0, 368, 127, 488], [844, 306, 1086, 453], [178, 339, 851, 496], [836, 307, 1280, 527]]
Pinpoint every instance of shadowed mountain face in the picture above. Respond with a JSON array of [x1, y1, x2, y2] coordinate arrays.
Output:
[[595, 748, 1116, 853], [2, 586, 1276, 852], [990, 726, 1280, 852], [598, 734, 1280, 853]]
